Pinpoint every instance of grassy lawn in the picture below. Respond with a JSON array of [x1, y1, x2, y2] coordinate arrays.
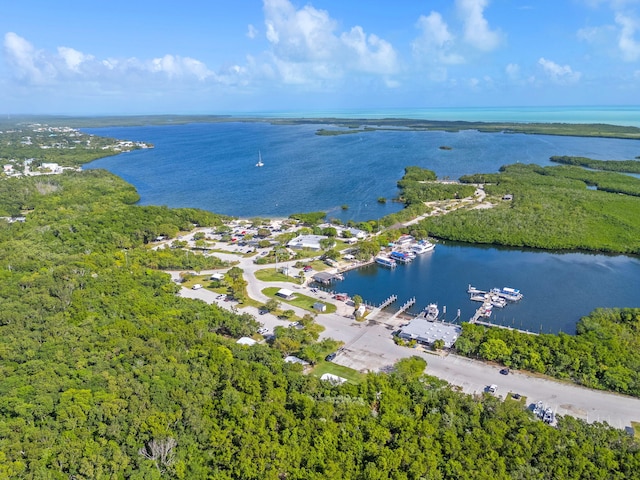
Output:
[[631, 421, 640, 439], [262, 287, 337, 314], [254, 268, 301, 283], [309, 260, 329, 271], [311, 361, 366, 384]]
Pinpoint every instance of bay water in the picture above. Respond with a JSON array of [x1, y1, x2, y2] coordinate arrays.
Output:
[[84, 112, 640, 332]]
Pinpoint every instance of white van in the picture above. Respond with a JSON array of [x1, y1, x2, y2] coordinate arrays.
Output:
[[192, 284, 203, 290]]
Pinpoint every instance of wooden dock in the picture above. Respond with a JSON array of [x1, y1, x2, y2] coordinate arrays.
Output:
[[469, 304, 538, 335], [390, 297, 416, 320], [367, 294, 398, 320]]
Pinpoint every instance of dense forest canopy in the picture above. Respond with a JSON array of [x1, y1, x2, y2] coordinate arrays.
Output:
[[1, 123, 639, 478], [550, 155, 640, 173], [420, 163, 640, 254]]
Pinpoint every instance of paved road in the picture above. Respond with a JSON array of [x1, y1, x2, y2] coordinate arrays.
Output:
[[170, 240, 640, 431]]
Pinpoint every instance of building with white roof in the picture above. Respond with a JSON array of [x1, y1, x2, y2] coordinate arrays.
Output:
[[287, 234, 328, 250], [398, 318, 461, 348]]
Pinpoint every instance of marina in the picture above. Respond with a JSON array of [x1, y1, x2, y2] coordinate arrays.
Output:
[[86, 123, 640, 335]]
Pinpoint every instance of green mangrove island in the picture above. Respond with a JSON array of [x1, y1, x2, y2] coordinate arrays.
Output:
[[1, 118, 640, 478]]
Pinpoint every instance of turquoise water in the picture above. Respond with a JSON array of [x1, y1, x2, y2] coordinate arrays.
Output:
[[242, 106, 640, 127], [84, 109, 640, 332]]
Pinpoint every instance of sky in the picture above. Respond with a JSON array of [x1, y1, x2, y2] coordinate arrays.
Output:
[[1, 0, 640, 115]]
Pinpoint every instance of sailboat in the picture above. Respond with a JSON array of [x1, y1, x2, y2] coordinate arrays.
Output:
[[256, 151, 264, 167]]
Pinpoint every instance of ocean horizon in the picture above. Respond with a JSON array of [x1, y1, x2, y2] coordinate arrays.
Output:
[[222, 105, 640, 128]]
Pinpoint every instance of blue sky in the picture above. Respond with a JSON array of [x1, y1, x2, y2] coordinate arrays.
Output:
[[2, 0, 640, 114]]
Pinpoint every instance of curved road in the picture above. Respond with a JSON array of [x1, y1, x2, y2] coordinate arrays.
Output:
[[172, 238, 640, 432]]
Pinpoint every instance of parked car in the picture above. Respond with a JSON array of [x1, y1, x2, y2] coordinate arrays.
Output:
[[325, 352, 337, 362], [258, 309, 268, 315], [192, 284, 203, 290], [500, 368, 510, 375], [488, 384, 498, 393]]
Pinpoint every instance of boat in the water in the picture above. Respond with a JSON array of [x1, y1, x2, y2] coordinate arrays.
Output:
[[256, 151, 264, 167], [479, 304, 493, 317], [390, 251, 412, 264], [467, 285, 485, 295], [421, 303, 439, 321], [412, 242, 435, 254], [375, 255, 396, 268], [489, 295, 507, 308], [491, 287, 523, 302]]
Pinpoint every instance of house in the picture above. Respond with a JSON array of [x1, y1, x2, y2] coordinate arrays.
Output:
[[347, 227, 367, 239], [209, 273, 225, 281], [41, 162, 62, 173], [284, 355, 310, 366], [324, 258, 339, 268], [236, 337, 257, 346], [313, 302, 326, 312], [287, 234, 328, 251], [276, 288, 294, 300]]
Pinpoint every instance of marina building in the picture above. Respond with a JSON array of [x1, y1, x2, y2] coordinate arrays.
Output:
[[398, 318, 462, 348]]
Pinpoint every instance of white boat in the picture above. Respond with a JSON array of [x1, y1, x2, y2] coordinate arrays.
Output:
[[256, 151, 264, 167], [412, 242, 435, 254], [375, 255, 396, 268], [491, 287, 523, 302], [421, 303, 439, 321], [489, 295, 507, 308]]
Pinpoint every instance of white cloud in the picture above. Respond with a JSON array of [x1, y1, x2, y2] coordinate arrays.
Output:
[[615, 12, 640, 60], [262, 0, 399, 84], [2, 31, 237, 93], [57, 46, 94, 73], [3, 32, 52, 84], [149, 54, 212, 81], [456, 0, 502, 51], [412, 12, 465, 65], [505, 63, 520, 79], [247, 24, 258, 40], [340, 27, 398, 74], [538, 57, 582, 83], [579, 2, 640, 60]]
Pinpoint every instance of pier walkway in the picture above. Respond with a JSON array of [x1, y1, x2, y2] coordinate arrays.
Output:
[[389, 297, 416, 320], [469, 304, 538, 335], [367, 294, 397, 321]]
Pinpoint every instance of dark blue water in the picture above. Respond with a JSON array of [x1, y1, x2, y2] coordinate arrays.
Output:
[[84, 122, 640, 222], [336, 243, 640, 334], [84, 122, 640, 332]]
